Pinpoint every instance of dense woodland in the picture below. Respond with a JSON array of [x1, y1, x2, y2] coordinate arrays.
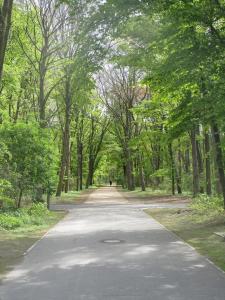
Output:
[[0, 0, 225, 210]]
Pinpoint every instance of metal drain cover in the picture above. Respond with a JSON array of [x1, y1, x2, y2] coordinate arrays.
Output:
[[101, 239, 124, 244]]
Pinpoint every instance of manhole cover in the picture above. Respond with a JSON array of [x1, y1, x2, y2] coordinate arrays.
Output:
[[101, 239, 124, 244]]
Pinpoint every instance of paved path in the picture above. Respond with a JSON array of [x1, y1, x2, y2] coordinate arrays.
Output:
[[1, 187, 225, 300]]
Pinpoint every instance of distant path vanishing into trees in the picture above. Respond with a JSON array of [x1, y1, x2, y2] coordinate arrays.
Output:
[[1, 187, 225, 300]]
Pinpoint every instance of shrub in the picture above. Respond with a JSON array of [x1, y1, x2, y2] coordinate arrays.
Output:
[[191, 195, 224, 214], [27, 203, 49, 217], [0, 203, 51, 230], [0, 123, 58, 207], [0, 214, 23, 230]]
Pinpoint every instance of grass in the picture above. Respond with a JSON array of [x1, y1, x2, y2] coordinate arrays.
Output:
[[145, 199, 225, 271], [128, 188, 170, 197], [0, 206, 66, 280], [120, 187, 190, 204], [51, 190, 85, 204], [120, 187, 170, 198]]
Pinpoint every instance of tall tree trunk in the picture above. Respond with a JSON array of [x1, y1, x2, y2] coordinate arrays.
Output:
[[168, 143, 175, 195], [86, 157, 94, 188], [184, 145, 190, 173], [47, 191, 51, 210], [17, 188, 23, 208], [56, 76, 71, 196], [190, 128, 200, 197], [196, 127, 204, 193], [204, 129, 212, 195], [138, 153, 146, 191], [0, 0, 13, 84], [56, 132, 68, 196], [123, 165, 127, 188], [77, 139, 83, 190], [125, 147, 135, 191], [64, 145, 70, 193], [211, 121, 225, 208], [79, 143, 83, 190], [39, 73, 46, 127], [176, 141, 182, 194], [212, 137, 222, 195]]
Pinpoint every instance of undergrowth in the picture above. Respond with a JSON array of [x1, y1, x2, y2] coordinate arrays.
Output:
[[0, 203, 52, 230]]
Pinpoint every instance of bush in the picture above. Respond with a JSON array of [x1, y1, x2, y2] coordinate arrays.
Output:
[[191, 195, 224, 214], [0, 123, 58, 207], [0, 203, 51, 230], [0, 214, 23, 230], [27, 203, 49, 217]]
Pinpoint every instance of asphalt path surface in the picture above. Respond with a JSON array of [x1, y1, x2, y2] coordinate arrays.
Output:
[[1, 187, 225, 300]]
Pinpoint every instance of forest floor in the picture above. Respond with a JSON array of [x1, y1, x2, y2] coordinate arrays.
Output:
[[146, 208, 225, 272]]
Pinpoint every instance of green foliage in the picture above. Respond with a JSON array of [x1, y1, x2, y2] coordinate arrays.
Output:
[[150, 168, 170, 178], [0, 123, 58, 205], [0, 203, 50, 230], [191, 195, 224, 214], [0, 214, 23, 230], [27, 203, 50, 218]]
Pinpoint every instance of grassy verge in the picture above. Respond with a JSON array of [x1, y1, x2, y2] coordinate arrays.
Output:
[[119, 187, 190, 204], [124, 187, 170, 197], [145, 198, 225, 271], [0, 205, 66, 280]]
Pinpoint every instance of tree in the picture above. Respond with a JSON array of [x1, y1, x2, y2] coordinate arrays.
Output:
[[85, 109, 109, 188], [0, 0, 13, 85], [17, 0, 68, 127], [0, 123, 57, 207], [98, 66, 147, 190]]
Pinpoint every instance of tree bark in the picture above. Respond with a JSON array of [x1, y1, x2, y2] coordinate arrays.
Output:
[[56, 75, 71, 196], [211, 121, 225, 208], [17, 188, 23, 208], [86, 157, 94, 188], [77, 138, 83, 190], [47, 191, 51, 210], [190, 128, 200, 197], [204, 129, 212, 195], [168, 143, 175, 195], [176, 141, 182, 194], [39, 75, 46, 127], [0, 0, 13, 84], [125, 147, 135, 191], [196, 127, 204, 193], [184, 145, 190, 173], [64, 145, 70, 193], [138, 153, 145, 191], [123, 165, 127, 188]]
